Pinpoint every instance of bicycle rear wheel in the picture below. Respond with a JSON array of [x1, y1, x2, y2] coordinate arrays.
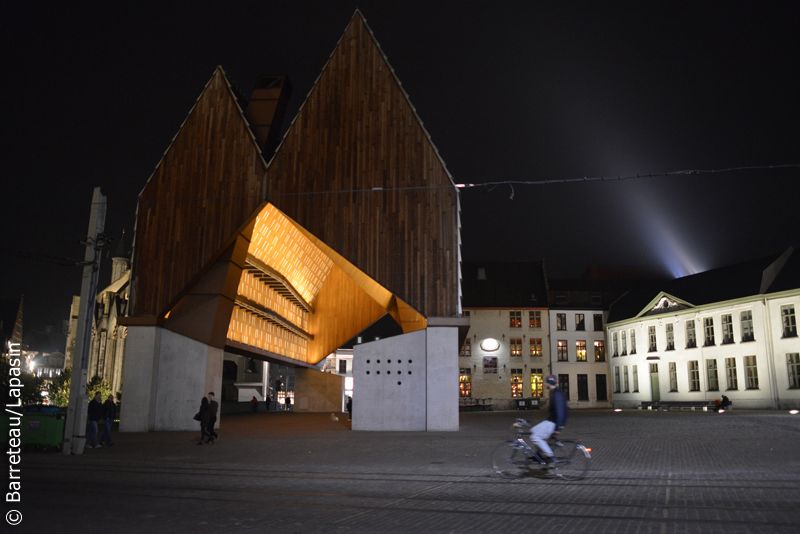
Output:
[[492, 441, 529, 479], [552, 441, 591, 480]]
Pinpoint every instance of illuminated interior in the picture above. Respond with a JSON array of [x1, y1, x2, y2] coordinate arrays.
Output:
[[227, 203, 426, 365]]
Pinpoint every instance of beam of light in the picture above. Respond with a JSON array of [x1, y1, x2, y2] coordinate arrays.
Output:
[[791, 410, 799, 415], [627, 184, 705, 278]]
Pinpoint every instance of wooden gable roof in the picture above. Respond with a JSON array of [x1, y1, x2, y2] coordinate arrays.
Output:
[[266, 11, 461, 319], [130, 67, 268, 318]]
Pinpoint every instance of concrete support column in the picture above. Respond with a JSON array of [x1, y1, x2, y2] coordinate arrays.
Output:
[[120, 326, 222, 432]]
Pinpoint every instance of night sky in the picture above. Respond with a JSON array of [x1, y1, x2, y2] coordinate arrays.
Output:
[[3, 1, 798, 351]]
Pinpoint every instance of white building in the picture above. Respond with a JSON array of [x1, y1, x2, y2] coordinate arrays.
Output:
[[548, 283, 612, 408], [607, 248, 800, 410], [460, 262, 550, 410]]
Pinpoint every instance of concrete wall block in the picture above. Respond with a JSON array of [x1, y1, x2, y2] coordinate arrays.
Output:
[[353, 330, 427, 431], [119, 326, 160, 432], [295, 368, 344, 412], [426, 326, 459, 431]]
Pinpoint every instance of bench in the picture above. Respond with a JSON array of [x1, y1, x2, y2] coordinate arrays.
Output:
[[639, 400, 725, 412], [459, 398, 493, 412]]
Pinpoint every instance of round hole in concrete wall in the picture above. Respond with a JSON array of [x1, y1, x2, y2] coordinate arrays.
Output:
[[366, 371, 370, 375], [398, 382, 401, 385], [377, 371, 380, 374], [397, 371, 401, 375], [366, 360, 370, 364], [377, 359, 381, 363], [408, 359, 412, 364], [408, 371, 412, 375], [388, 359, 392, 363]]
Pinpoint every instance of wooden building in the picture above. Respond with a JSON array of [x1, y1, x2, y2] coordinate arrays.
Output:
[[119, 11, 465, 431]]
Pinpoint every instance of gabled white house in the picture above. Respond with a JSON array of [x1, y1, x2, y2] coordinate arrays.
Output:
[[607, 248, 800, 409]]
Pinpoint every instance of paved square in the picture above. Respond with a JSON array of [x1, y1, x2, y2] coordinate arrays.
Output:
[[8, 409, 800, 533]]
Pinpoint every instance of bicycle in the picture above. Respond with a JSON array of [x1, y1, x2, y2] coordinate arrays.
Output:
[[492, 418, 591, 480]]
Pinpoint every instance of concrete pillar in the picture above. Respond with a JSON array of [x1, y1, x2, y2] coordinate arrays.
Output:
[[120, 326, 222, 432]]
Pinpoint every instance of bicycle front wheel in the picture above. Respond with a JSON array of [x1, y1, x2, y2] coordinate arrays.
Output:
[[552, 441, 591, 480], [492, 441, 529, 479]]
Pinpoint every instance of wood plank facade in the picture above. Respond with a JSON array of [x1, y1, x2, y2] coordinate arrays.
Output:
[[267, 13, 461, 319], [125, 12, 461, 366]]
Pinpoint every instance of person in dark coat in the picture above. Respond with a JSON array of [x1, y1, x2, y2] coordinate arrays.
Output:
[[530, 375, 567, 466], [205, 392, 219, 444], [265, 395, 271, 411], [101, 394, 116, 446], [346, 396, 352, 420], [87, 391, 104, 449], [197, 396, 211, 445], [251, 396, 258, 412]]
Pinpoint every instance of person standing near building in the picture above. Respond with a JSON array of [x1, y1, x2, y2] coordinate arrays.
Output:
[[87, 391, 104, 449], [251, 396, 258, 412], [346, 396, 352, 420], [101, 394, 116, 446], [530, 375, 567, 467], [205, 392, 219, 443]]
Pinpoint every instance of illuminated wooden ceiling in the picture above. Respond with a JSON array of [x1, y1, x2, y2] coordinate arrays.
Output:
[[228, 203, 426, 365]]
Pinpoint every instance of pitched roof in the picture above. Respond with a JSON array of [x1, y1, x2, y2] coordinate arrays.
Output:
[[608, 248, 798, 323], [461, 261, 548, 308]]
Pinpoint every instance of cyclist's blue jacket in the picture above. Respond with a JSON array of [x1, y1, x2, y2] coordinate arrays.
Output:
[[547, 389, 567, 429]]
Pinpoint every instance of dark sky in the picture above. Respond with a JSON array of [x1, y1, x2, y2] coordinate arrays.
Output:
[[2, 1, 799, 350]]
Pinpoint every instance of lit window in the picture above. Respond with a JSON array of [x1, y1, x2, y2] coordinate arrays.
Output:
[[530, 369, 543, 398], [621, 331, 627, 356], [529, 310, 542, 329], [575, 314, 585, 331], [510, 369, 524, 398], [459, 368, 472, 397], [594, 341, 605, 362], [576, 340, 587, 361], [613, 332, 619, 357], [744, 355, 758, 389], [459, 339, 471, 357], [510, 310, 522, 328], [630, 329, 636, 354], [530, 338, 542, 357], [510, 338, 522, 357], [556, 313, 566, 330], [557, 340, 568, 361]]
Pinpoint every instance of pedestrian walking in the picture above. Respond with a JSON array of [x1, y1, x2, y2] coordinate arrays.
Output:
[[251, 396, 258, 412], [87, 391, 103, 449], [346, 396, 352, 420], [206, 392, 219, 443], [101, 394, 116, 446], [197, 396, 211, 445], [265, 395, 271, 411]]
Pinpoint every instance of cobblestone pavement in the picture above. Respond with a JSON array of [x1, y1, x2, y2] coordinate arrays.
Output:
[[8, 409, 800, 533]]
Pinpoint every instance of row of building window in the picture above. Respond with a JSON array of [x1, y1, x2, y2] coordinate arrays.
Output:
[[614, 353, 800, 394], [459, 368, 609, 402], [503, 310, 606, 331], [555, 313, 604, 332], [557, 340, 605, 362], [612, 306, 798, 356], [459, 339, 545, 358]]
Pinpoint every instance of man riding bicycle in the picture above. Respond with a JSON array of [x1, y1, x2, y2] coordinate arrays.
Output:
[[530, 375, 567, 467]]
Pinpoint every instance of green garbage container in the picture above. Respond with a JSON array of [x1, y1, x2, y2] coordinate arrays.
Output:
[[515, 399, 527, 410], [528, 398, 541, 410], [21, 408, 65, 450]]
